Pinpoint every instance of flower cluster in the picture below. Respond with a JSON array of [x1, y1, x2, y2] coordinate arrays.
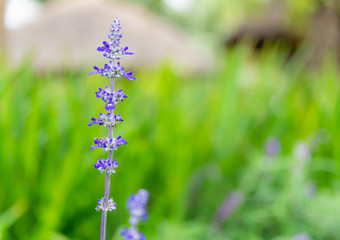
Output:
[[90, 61, 136, 80], [89, 18, 135, 81], [97, 18, 134, 60], [95, 87, 128, 110], [96, 197, 117, 212], [121, 189, 149, 240], [90, 136, 127, 151], [94, 158, 118, 174], [89, 113, 123, 127]]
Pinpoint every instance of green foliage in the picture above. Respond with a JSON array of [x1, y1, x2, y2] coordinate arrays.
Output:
[[126, 0, 323, 40], [0, 48, 340, 239]]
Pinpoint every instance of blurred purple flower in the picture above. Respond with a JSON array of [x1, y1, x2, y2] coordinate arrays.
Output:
[[292, 233, 312, 240], [304, 183, 317, 198], [121, 227, 146, 240], [126, 189, 149, 225], [294, 141, 311, 162], [121, 189, 149, 240], [265, 137, 281, 157], [213, 191, 243, 227]]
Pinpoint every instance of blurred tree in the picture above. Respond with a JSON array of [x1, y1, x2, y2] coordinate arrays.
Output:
[[307, 0, 340, 68], [224, 0, 340, 68], [0, 0, 6, 52]]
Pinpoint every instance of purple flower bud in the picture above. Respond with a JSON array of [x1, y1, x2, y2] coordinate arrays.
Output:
[[105, 101, 115, 110]]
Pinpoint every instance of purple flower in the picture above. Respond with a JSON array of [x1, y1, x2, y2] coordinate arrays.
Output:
[[90, 136, 127, 151], [96, 17, 134, 60], [89, 17, 136, 240], [265, 137, 281, 157], [89, 113, 124, 127], [294, 141, 311, 162], [215, 191, 243, 223], [94, 158, 118, 174], [121, 227, 146, 240], [89, 61, 136, 81], [121, 189, 149, 240], [95, 87, 128, 110], [292, 233, 312, 240], [96, 197, 116, 212], [97, 42, 134, 60], [126, 189, 149, 225]]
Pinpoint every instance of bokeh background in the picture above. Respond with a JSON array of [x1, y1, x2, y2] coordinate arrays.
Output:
[[1, 0, 340, 239]]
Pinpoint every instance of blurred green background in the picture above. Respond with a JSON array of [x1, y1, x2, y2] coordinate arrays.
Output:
[[1, 0, 340, 239]]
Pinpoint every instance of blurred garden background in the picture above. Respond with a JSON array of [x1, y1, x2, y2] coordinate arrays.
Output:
[[1, 0, 340, 239]]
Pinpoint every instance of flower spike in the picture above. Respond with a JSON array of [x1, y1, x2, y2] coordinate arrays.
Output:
[[88, 17, 137, 240]]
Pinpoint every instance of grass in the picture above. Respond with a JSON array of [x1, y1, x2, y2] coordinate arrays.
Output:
[[0, 47, 340, 240]]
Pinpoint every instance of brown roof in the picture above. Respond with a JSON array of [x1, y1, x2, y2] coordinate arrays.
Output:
[[8, 0, 214, 73]]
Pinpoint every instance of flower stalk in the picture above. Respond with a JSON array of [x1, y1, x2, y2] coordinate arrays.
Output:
[[89, 17, 135, 240]]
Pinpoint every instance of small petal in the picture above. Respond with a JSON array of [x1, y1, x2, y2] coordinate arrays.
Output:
[[105, 101, 116, 110]]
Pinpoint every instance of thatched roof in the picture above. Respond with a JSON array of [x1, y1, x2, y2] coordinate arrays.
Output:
[[7, 0, 213, 73]]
